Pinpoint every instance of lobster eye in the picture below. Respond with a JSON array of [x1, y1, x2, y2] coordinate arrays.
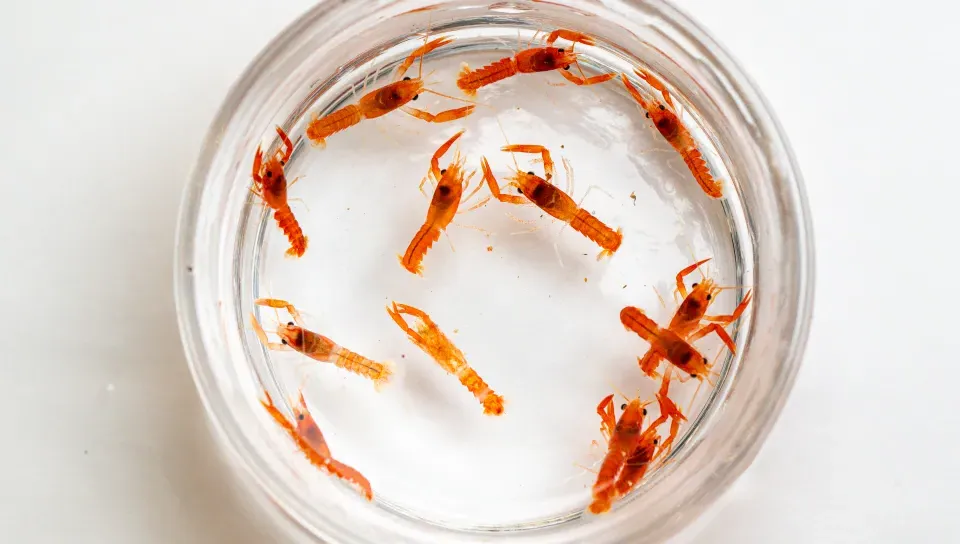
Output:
[[691, 283, 698, 288], [558, 48, 565, 53], [659, 104, 665, 110], [642, 408, 647, 416], [703, 357, 708, 363], [653, 438, 659, 445], [706, 294, 712, 301], [298, 414, 305, 421], [440, 169, 447, 175], [412, 94, 419, 101], [281, 339, 288, 345], [265, 171, 272, 178], [690, 373, 697, 378], [527, 171, 535, 175], [620, 403, 627, 410], [403, 76, 411, 81], [517, 187, 523, 193], [645, 112, 650, 118], [287, 321, 294, 326], [563, 65, 570, 70]]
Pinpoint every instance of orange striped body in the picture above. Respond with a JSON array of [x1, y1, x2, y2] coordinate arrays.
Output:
[[514, 172, 622, 259], [274, 205, 308, 257], [252, 126, 307, 258], [456, 367, 505, 416], [387, 302, 505, 416], [306, 104, 363, 147], [621, 71, 723, 198], [332, 346, 393, 385], [400, 223, 441, 276], [680, 146, 722, 198], [589, 399, 645, 514], [457, 57, 518, 94], [612, 430, 659, 499], [457, 46, 581, 95], [260, 391, 373, 500], [282, 325, 392, 388], [399, 150, 468, 276], [570, 209, 622, 259], [619, 307, 710, 378]]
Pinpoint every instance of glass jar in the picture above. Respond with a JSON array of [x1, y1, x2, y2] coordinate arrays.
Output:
[[174, 0, 814, 542]]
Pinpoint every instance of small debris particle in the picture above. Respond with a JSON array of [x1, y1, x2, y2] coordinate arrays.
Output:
[[84, 450, 88, 455], [453, 329, 459, 334], [401, 354, 405, 358], [584, 277, 588, 283], [346, 207, 351, 211], [583, 253, 588, 256], [623, 284, 628, 289], [487, 245, 493, 252], [106, 384, 115, 392], [540, 214, 544, 218], [186, 266, 193, 273], [630, 191, 637, 205], [561, 144, 565, 149]]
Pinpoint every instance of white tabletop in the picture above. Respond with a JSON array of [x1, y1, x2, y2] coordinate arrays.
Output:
[[2, 0, 956, 542]]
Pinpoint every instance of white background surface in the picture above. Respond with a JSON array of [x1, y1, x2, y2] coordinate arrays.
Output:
[[2, 1, 957, 542]]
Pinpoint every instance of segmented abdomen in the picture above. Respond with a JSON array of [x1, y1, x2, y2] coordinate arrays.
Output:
[[681, 147, 723, 198], [570, 209, 622, 255], [274, 205, 308, 257], [306, 104, 362, 145], [334, 347, 392, 386], [296, 436, 373, 500], [456, 367, 505, 416], [400, 222, 440, 276], [620, 307, 662, 342], [590, 446, 628, 514], [457, 57, 518, 93], [324, 458, 373, 501]]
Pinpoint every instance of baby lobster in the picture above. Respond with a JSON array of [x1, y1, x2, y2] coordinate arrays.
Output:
[[387, 302, 505, 416], [251, 298, 393, 388], [590, 379, 684, 514], [399, 130, 489, 276], [306, 36, 475, 147], [481, 145, 622, 260], [621, 69, 723, 198], [251, 126, 308, 257], [633, 258, 753, 379], [589, 394, 653, 514], [260, 387, 372, 500], [457, 29, 616, 95]]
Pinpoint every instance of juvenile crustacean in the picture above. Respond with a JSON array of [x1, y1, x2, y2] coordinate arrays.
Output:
[[481, 145, 622, 260], [457, 29, 616, 95], [621, 69, 723, 198], [589, 376, 684, 514], [399, 130, 489, 276], [306, 36, 475, 147], [630, 258, 752, 380], [251, 126, 308, 257], [588, 394, 651, 514], [387, 302, 505, 415], [251, 298, 393, 388], [260, 387, 372, 500]]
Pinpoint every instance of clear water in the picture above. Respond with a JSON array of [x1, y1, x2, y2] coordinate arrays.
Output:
[[248, 22, 750, 530]]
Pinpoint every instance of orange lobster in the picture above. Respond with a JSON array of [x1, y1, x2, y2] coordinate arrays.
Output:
[[458, 29, 615, 95], [251, 126, 307, 257]]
